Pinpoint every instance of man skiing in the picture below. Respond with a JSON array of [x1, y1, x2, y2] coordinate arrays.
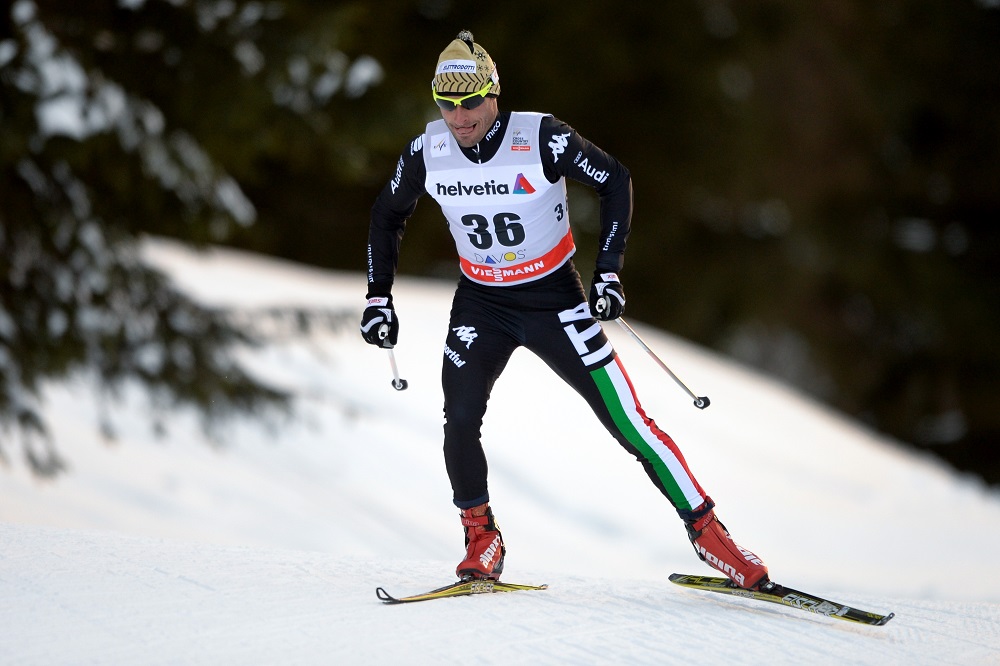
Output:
[[361, 30, 770, 590]]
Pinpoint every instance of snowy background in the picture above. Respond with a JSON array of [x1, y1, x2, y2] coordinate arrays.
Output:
[[3, 239, 1000, 664]]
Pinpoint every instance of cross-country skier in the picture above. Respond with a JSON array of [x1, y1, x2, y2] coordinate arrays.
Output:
[[361, 30, 770, 590]]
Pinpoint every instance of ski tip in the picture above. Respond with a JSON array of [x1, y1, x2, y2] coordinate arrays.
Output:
[[493, 581, 549, 592], [375, 587, 400, 604], [876, 612, 896, 626]]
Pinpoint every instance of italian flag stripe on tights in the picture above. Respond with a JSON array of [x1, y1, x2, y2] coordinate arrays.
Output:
[[592, 356, 705, 512]]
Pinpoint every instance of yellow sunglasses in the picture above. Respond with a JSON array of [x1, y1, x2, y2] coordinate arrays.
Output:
[[432, 79, 494, 111]]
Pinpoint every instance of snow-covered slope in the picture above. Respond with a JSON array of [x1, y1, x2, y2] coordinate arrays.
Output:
[[3, 239, 1000, 664], [4, 522, 998, 665]]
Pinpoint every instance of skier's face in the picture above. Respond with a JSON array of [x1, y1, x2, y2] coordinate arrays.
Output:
[[440, 96, 498, 148]]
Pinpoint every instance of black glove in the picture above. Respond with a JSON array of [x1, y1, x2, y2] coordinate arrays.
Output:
[[589, 272, 626, 321], [360, 296, 399, 348]]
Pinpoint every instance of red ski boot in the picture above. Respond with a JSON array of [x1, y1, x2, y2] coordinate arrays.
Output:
[[456, 503, 505, 580], [682, 497, 769, 590]]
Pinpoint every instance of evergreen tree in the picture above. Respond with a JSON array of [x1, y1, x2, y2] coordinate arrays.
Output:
[[0, 0, 381, 473]]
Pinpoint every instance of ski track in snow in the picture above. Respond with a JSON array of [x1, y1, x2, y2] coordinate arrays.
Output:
[[3, 239, 1000, 664]]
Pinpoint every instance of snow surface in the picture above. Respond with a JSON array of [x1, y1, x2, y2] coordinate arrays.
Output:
[[3, 238, 1000, 664]]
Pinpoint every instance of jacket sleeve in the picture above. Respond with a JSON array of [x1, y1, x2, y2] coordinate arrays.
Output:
[[539, 115, 632, 275], [366, 136, 427, 298]]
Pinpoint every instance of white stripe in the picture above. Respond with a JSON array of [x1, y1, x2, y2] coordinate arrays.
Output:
[[603, 361, 703, 505]]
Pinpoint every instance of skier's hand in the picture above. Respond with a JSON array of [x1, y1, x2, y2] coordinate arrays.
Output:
[[589, 272, 626, 321], [360, 296, 399, 348]]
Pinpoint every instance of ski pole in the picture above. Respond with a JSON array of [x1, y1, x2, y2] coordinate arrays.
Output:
[[386, 349, 408, 391], [614, 318, 709, 409], [379, 323, 408, 391]]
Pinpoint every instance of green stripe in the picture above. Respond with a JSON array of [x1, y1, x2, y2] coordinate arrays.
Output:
[[592, 365, 692, 509]]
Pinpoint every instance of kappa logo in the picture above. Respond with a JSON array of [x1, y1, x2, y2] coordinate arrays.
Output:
[[452, 325, 478, 349], [548, 132, 570, 162]]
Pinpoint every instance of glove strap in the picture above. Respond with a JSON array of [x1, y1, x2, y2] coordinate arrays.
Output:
[[598, 272, 620, 283], [367, 296, 390, 308]]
